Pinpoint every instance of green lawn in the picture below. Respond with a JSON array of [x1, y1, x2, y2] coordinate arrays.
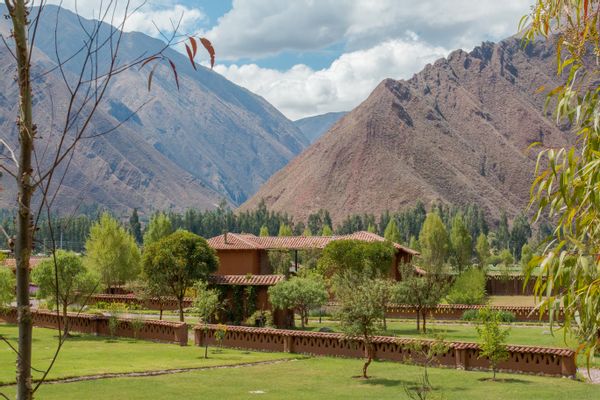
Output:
[[2, 356, 597, 400], [0, 324, 297, 385]]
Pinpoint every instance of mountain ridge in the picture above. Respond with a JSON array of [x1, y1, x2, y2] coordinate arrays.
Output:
[[241, 37, 569, 222]]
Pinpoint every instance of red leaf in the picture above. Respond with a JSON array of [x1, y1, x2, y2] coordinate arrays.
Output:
[[147, 63, 159, 91], [168, 59, 180, 90], [200, 37, 215, 69], [185, 43, 197, 70], [140, 55, 160, 70], [189, 37, 198, 57]]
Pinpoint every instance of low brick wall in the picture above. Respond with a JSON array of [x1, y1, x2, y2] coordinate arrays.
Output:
[[0, 309, 187, 345], [89, 293, 193, 311], [194, 324, 576, 377], [385, 304, 562, 322]]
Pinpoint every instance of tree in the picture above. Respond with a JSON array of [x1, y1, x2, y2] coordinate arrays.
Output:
[[509, 214, 531, 260], [142, 230, 218, 321], [143, 212, 174, 246], [496, 212, 510, 250], [450, 214, 472, 272], [372, 279, 396, 330], [318, 240, 394, 279], [268, 276, 328, 328], [321, 224, 333, 236], [129, 209, 143, 245], [476, 307, 510, 381], [85, 213, 141, 291], [0, 268, 15, 309], [367, 223, 377, 233], [1, 2, 214, 396], [32, 251, 97, 332], [259, 225, 270, 237], [278, 223, 293, 236], [475, 233, 490, 266], [384, 219, 401, 243], [334, 271, 385, 378], [446, 267, 486, 305], [419, 212, 449, 269], [194, 281, 224, 359], [519, 244, 534, 274], [396, 263, 448, 333]]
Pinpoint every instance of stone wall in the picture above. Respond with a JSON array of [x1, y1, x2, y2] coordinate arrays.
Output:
[[194, 324, 576, 377], [0, 309, 188, 345]]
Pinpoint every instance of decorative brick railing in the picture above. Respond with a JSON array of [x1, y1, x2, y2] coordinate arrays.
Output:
[[384, 304, 562, 322], [194, 324, 576, 377], [0, 309, 187, 345], [89, 293, 193, 311]]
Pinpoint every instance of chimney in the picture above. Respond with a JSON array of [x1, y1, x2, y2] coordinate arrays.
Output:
[[224, 231, 229, 244]]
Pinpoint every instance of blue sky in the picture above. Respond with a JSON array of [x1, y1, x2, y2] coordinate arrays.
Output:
[[51, 0, 535, 120]]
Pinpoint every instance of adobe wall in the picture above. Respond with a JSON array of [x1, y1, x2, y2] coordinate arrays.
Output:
[[384, 304, 562, 322], [194, 324, 576, 377], [215, 249, 260, 275], [0, 309, 188, 345]]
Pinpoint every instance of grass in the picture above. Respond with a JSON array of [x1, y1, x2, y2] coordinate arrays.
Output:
[[0, 324, 298, 385], [1, 356, 597, 399]]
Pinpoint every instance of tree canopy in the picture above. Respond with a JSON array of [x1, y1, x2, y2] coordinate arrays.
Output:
[[85, 213, 140, 290], [143, 212, 174, 246], [317, 240, 394, 279], [268, 276, 328, 328], [142, 230, 218, 321]]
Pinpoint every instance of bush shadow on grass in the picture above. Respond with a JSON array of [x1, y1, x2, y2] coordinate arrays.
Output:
[[477, 377, 531, 384], [358, 377, 410, 387]]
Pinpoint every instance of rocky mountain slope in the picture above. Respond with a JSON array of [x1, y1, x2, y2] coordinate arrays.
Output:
[[294, 112, 348, 144], [0, 5, 307, 212], [242, 37, 569, 222]]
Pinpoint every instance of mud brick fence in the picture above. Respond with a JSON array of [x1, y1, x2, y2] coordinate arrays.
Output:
[[0, 309, 188, 345], [194, 324, 576, 377], [384, 304, 562, 322]]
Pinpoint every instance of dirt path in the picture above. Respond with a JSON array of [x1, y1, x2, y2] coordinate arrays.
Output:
[[0, 358, 300, 387], [579, 368, 600, 384]]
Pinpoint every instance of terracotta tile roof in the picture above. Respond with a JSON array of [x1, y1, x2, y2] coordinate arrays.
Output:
[[207, 231, 419, 256], [208, 274, 285, 286]]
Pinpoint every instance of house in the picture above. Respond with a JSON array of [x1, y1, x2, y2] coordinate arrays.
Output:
[[207, 231, 419, 279]]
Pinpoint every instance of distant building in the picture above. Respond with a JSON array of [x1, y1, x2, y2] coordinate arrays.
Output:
[[207, 230, 419, 279]]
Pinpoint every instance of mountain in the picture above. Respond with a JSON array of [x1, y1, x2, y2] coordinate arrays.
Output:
[[241, 37, 570, 223], [0, 5, 308, 212], [294, 112, 348, 144]]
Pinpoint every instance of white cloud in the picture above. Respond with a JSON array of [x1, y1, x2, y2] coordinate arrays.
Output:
[[205, 0, 533, 60], [45, 0, 206, 37], [215, 35, 448, 120]]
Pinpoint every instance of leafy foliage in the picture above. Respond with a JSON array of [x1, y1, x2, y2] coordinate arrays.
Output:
[[318, 240, 394, 279], [476, 307, 510, 380], [520, 0, 600, 361], [450, 214, 472, 272], [446, 268, 486, 305], [143, 212, 174, 246], [0, 267, 15, 309], [419, 213, 449, 269], [268, 276, 328, 328], [142, 230, 218, 321], [85, 213, 140, 290], [33, 251, 97, 318], [334, 271, 385, 378]]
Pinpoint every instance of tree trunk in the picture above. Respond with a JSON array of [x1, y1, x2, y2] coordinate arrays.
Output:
[[416, 308, 421, 332], [178, 298, 184, 322], [62, 303, 70, 336], [159, 307, 163, 321], [9, 1, 36, 398], [382, 313, 387, 331], [421, 310, 427, 333], [300, 310, 305, 329], [363, 338, 372, 379]]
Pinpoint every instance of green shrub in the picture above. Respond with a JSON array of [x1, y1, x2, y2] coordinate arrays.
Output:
[[130, 316, 145, 338], [495, 310, 516, 323], [461, 309, 480, 321], [461, 309, 516, 323], [244, 310, 274, 327], [446, 268, 486, 305]]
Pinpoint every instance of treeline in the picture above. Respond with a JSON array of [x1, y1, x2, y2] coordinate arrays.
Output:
[[0, 200, 548, 261]]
